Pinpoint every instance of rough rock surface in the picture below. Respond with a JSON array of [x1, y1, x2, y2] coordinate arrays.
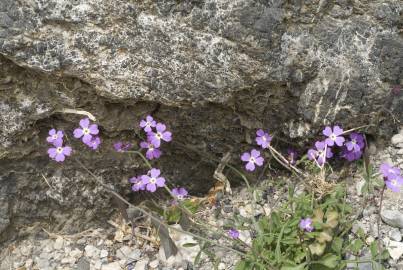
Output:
[[0, 0, 402, 242]]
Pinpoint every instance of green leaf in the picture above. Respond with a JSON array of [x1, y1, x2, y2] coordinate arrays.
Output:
[[281, 262, 307, 270], [182, 199, 200, 214], [315, 254, 340, 268], [331, 237, 343, 254], [351, 239, 364, 253], [182, 242, 198, 247]]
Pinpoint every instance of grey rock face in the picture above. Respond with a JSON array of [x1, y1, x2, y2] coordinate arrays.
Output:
[[0, 0, 402, 241], [381, 210, 403, 229]]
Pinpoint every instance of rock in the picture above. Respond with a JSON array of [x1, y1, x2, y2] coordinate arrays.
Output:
[[76, 257, 90, 270], [100, 249, 108, 258], [84, 245, 100, 258], [134, 259, 149, 270], [25, 259, 33, 268], [381, 210, 403, 229], [392, 134, 403, 146], [149, 259, 159, 268], [356, 180, 366, 196], [390, 228, 402, 242], [116, 246, 140, 261], [101, 262, 122, 270], [218, 263, 226, 270], [54, 237, 64, 250], [387, 240, 403, 261], [0, 0, 402, 246]]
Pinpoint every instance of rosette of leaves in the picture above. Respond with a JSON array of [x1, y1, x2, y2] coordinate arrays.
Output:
[[235, 185, 387, 270]]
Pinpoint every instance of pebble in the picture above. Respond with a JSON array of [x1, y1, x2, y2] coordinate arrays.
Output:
[[391, 134, 403, 145], [101, 261, 121, 270], [54, 237, 64, 250], [149, 259, 159, 268], [218, 262, 226, 270], [390, 228, 402, 242], [134, 258, 149, 270], [116, 246, 141, 261], [85, 245, 100, 258], [25, 259, 33, 268], [381, 209, 403, 229], [100, 249, 108, 258], [387, 240, 403, 260]]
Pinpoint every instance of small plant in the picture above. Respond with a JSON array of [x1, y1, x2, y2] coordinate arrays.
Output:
[[44, 113, 399, 269], [235, 186, 389, 270]]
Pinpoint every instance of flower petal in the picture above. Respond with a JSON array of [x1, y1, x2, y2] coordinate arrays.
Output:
[[89, 124, 99, 135], [79, 118, 90, 128], [73, 128, 84, 138], [241, 152, 250, 161], [323, 126, 332, 136], [62, 146, 72, 156], [245, 162, 255, 171], [333, 125, 343, 136], [251, 149, 260, 158]]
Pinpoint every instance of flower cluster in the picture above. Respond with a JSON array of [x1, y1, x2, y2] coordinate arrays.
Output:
[[308, 126, 365, 167], [380, 163, 403, 193], [228, 228, 240, 239], [171, 187, 188, 200], [299, 218, 313, 232], [47, 129, 72, 162], [139, 116, 172, 160], [73, 118, 101, 150], [240, 129, 272, 171], [130, 168, 166, 192]]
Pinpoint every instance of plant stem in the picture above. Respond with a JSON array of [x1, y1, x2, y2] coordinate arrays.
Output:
[[126, 150, 153, 169], [377, 185, 386, 266], [73, 158, 246, 257]]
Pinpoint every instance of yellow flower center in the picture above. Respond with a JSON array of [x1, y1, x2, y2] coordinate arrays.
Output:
[[250, 157, 256, 163], [56, 147, 63, 154], [149, 178, 156, 184], [83, 128, 90, 135], [52, 134, 58, 139]]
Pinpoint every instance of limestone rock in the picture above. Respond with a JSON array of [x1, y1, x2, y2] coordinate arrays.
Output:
[[381, 209, 403, 229], [0, 0, 402, 243]]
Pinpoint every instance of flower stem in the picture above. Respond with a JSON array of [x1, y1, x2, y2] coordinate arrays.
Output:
[[377, 185, 386, 266], [126, 150, 153, 169], [73, 158, 247, 257]]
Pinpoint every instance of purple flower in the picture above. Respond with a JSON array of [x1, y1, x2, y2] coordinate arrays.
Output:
[[307, 141, 333, 166], [299, 218, 314, 232], [380, 163, 401, 178], [73, 118, 99, 144], [228, 228, 239, 239], [130, 176, 146, 191], [171, 187, 188, 200], [141, 168, 166, 192], [86, 136, 101, 150], [385, 174, 403, 193], [140, 141, 162, 160], [241, 149, 264, 171], [46, 129, 64, 146], [345, 132, 364, 152], [114, 142, 132, 152], [287, 148, 298, 165], [147, 123, 172, 148], [323, 126, 345, 147], [255, 129, 272, 149], [48, 141, 72, 162], [341, 147, 362, 161], [140, 115, 156, 132]]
